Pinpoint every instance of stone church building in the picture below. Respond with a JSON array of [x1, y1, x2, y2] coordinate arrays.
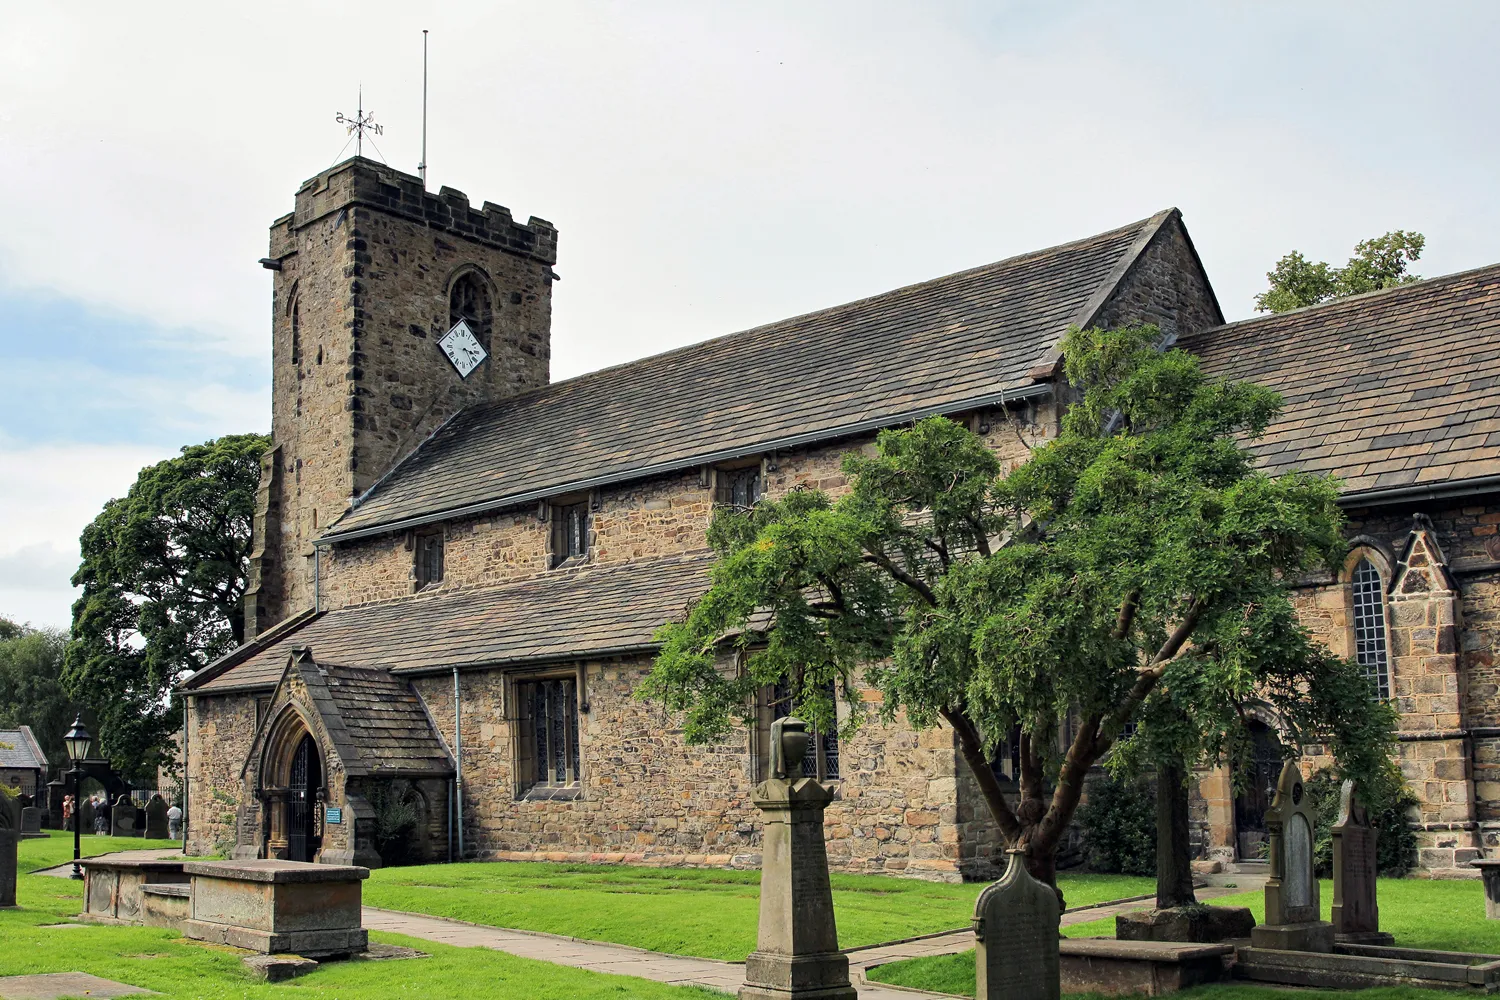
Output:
[[182, 157, 1500, 878]]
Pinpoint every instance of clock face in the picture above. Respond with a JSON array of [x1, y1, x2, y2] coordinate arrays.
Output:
[[438, 319, 488, 378]]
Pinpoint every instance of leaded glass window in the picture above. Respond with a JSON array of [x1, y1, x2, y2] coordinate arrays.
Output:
[[716, 466, 762, 507], [1351, 558, 1391, 699], [763, 679, 840, 780], [516, 677, 580, 796], [549, 502, 590, 567]]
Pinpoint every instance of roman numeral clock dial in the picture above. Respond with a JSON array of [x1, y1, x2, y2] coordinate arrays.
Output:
[[438, 319, 488, 378]]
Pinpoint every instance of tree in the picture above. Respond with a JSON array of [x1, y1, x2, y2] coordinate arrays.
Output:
[[1255, 231, 1425, 313], [641, 325, 1397, 892], [0, 618, 74, 772], [65, 433, 269, 779]]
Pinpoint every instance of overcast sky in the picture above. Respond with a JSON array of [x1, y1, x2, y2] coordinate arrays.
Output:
[[1, 1, 1496, 629]]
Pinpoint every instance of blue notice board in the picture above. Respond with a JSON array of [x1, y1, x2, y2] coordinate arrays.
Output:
[[325, 807, 343, 824]]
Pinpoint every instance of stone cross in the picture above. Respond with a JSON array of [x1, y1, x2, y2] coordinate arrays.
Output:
[[145, 794, 170, 840], [974, 849, 1061, 1000], [0, 793, 17, 908], [739, 717, 856, 1000], [1250, 760, 1333, 952], [1330, 780, 1391, 944], [111, 794, 139, 838]]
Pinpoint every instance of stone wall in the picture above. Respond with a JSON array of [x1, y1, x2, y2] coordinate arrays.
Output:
[[246, 158, 558, 634], [1094, 212, 1224, 343], [410, 657, 969, 879], [184, 692, 261, 857]]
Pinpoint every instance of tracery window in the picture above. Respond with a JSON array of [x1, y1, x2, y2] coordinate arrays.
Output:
[[449, 271, 493, 351], [1351, 557, 1392, 699]]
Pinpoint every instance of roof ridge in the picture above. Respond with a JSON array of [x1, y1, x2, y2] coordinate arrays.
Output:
[[1183, 260, 1500, 339], [323, 211, 1163, 533]]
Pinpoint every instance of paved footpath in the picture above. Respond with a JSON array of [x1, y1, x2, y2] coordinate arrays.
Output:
[[367, 886, 1247, 998]]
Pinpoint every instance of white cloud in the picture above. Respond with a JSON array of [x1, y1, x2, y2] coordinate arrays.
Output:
[[0, 442, 170, 629]]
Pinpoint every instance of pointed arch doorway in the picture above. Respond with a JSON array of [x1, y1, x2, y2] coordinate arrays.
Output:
[[286, 734, 321, 863]]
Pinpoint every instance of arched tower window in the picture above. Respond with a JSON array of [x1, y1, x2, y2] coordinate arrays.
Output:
[[449, 271, 493, 355], [1351, 557, 1392, 699]]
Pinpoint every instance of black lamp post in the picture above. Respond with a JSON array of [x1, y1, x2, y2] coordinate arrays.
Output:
[[63, 716, 92, 880]]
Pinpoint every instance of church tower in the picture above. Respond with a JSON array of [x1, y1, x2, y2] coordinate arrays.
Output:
[[244, 157, 558, 637]]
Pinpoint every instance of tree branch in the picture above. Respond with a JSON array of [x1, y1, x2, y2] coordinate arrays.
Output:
[[942, 706, 1023, 845], [1112, 589, 1140, 641], [861, 550, 938, 606]]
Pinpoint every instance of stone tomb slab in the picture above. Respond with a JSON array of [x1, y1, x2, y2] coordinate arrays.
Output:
[[0, 972, 157, 999], [181, 859, 368, 957]]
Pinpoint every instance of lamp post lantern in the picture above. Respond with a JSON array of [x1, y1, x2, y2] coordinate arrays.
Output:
[[63, 716, 92, 880]]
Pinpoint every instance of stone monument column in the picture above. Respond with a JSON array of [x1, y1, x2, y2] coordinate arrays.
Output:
[[740, 717, 856, 1000]]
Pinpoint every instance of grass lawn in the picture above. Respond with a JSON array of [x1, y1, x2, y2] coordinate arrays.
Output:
[[364, 861, 1154, 962], [20, 829, 183, 871], [3, 836, 719, 1000], [870, 878, 1494, 998]]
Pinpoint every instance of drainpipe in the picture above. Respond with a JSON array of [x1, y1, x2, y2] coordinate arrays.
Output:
[[313, 547, 321, 612], [181, 696, 189, 852], [453, 666, 464, 861]]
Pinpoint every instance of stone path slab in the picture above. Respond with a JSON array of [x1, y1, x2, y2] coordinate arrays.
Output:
[[0, 972, 157, 999], [364, 907, 934, 998]]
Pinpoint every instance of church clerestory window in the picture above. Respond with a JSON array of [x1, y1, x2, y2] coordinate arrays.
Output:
[[549, 501, 590, 568], [449, 271, 493, 355], [514, 676, 581, 798], [1351, 557, 1392, 699], [415, 528, 444, 590]]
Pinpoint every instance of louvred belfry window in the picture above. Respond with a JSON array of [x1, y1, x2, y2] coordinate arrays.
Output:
[[1351, 558, 1392, 700]]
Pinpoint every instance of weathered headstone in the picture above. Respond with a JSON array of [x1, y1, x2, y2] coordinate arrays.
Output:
[[739, 717, 856, 1000], [78, 797, 95, 835], [1250, 760, 1334, 952], [974, 849, 1061, 1000], [111, 794, 139, 838], [145, 795, 169, 840], [19, 807, 44, 839], [0, 793, 18, 907], [1331, 780, 1392, 944]]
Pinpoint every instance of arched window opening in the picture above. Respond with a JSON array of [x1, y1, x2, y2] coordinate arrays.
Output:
[[1351, 558, 1392, 699], [449, 271, 493, 354]]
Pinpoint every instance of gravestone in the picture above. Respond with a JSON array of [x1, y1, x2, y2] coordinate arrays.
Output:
[[78, 797, 95, 835], [168, 804, 183, 841], [145, 795, 170, 840], [111, 794, 139, 838], [0, 793, 18, 907], [1331, 780, 1392, 945], [739, 717, 856, 1000], [974, 849, 1061, 1000], [1250, 760, 1334, 952], [19, 806, 45, 839]]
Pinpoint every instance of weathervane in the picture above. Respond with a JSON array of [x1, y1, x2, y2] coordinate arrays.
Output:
[[334, 86, 385, 161]]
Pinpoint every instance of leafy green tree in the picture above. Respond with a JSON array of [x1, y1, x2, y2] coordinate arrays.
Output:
[[1255, 231, 1425, 313], [0, 618, 74, 772], [65, 433, 268, 779], [641, 325, 1397, 890]]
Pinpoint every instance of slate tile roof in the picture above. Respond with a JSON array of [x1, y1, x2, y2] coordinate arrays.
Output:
[[1185, 264, 1500, 497], [187, 556, 714, 693], [327, 211, 1179, 539], [298, 659, 453, 777], [0, 726, 47, 771]]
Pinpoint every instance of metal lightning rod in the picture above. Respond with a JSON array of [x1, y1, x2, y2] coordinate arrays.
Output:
[[419, 30, 429, 186]]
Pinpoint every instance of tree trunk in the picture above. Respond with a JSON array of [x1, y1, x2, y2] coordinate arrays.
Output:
[[1156, 760, 1197, 909]]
